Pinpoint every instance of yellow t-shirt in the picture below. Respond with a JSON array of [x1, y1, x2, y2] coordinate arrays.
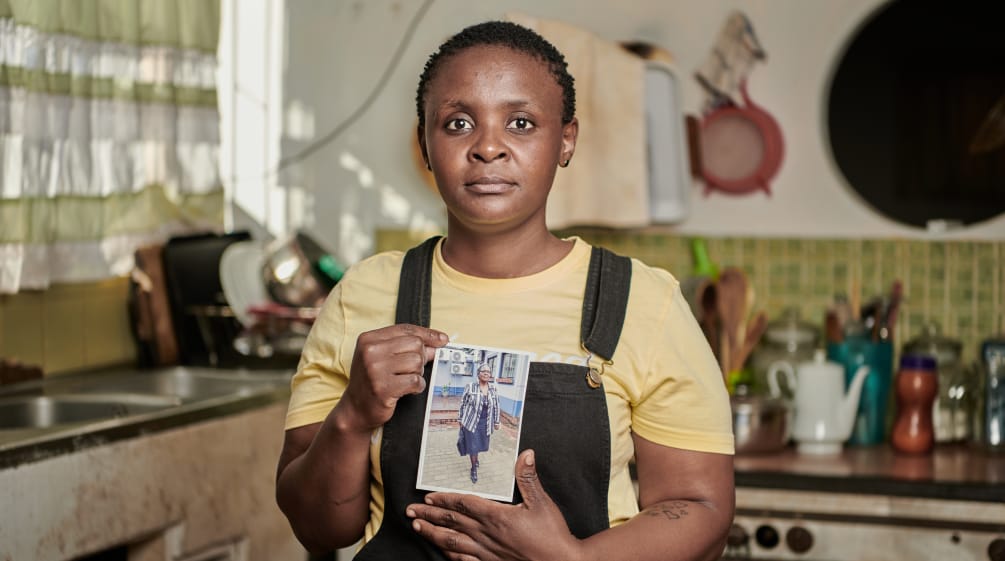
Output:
[[285, 237, 733, 542]]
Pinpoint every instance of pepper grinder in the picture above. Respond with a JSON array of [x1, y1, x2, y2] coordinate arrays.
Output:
[[891, 354, 938, 454], [902, 322, 969, 443]]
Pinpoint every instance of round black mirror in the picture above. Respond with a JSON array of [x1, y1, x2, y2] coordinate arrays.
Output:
[[827, 0, 1005, 229]]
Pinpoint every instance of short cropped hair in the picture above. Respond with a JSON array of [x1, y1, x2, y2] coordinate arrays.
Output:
[[415, 20, 576, 128]]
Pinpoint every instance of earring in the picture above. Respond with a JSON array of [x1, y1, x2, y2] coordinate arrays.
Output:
[[562, 159, 571, 167], [425, 162, 431, 171]]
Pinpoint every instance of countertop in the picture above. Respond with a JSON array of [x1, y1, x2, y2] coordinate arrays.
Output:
[[734, 443, 1005, 503], [0, 365, 293, 469]]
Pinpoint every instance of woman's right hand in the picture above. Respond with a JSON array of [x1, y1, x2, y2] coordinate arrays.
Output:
[[340, 324, 449, 432]]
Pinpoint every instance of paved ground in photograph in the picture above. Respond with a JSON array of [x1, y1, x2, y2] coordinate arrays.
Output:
[[419, 422, 519, 500]]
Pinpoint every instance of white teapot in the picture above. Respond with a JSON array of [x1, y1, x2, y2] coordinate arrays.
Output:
[[768, 349, 870, 455]]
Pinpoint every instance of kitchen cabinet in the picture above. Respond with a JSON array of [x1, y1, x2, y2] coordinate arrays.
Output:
[[731, 445, 1005, 561]]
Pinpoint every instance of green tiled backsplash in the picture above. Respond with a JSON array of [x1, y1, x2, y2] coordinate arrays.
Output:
[[0, 277, 136, 376], [377, 229, 1005, 363]]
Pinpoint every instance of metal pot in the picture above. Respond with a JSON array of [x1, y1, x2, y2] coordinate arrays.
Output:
[[731, 393, 791, 454], [262, 232, 341, 308]]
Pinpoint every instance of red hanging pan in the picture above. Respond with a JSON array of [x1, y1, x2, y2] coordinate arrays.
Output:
[[699, 80, 784, 195]]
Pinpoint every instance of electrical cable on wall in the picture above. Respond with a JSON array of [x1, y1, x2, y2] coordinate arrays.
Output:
[[230, 0, 434, 185], [274, 0, 434, 173]]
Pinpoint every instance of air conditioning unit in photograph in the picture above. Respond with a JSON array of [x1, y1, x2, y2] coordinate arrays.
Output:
[[450, 363, 465, 375], [450, 350, 466, 363]]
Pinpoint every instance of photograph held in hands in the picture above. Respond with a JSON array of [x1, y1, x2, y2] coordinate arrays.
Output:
[[416, 343, 531, 502]]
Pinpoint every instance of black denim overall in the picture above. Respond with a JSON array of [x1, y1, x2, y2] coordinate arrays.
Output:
[[354, 236, 631, 560]]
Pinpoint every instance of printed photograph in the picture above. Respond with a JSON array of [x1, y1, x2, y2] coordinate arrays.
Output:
[[416, 343, 531, 502]]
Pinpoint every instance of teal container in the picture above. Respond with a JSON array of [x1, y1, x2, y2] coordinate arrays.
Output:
[[827, 337, 894, 446]]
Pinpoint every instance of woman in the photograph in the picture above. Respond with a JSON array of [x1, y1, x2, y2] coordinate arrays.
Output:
[[457, 363, 501, 483]]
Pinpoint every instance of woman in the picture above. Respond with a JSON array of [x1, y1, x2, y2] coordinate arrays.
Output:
[[457, 363, 501, 484], [276, 20, 734, 561]]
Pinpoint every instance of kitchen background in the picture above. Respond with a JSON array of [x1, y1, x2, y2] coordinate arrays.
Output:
[[2, 0, 1002, 375], [1, 1, 1004, 560]]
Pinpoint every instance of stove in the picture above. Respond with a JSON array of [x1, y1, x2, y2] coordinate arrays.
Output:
[[726, 487, 1005, 561]]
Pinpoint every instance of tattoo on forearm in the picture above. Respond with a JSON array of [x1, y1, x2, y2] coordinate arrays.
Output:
[[643, 500, 690, 521], [327, 489, 366, 507]]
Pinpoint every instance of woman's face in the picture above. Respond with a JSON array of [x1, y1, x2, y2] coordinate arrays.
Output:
[[478, 367, 492, 382], [419, 45, 577, 234]]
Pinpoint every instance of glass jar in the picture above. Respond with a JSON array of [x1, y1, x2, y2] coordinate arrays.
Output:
[[902, 322, 970, 443], [750, 308, 819, 397], [973, 338, 1005, 454]]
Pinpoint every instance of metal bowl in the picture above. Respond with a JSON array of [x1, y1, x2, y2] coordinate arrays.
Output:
[[731, 394, 791, 454], [262, 232, 338, 308]]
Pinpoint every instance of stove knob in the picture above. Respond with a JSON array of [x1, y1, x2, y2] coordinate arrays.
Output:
[[727, 524, 750, 547], [755, 525, 780, 549], [786, 526, 814, 554], [989, 538, 1005, 561]]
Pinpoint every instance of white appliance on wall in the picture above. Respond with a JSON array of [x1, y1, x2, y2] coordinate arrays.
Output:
[[644, 59, 692, 224]]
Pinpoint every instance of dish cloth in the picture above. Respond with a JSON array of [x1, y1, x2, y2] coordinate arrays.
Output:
[[506, 13, 649, 229]]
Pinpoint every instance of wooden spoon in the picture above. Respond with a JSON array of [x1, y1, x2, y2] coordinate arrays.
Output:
[[732, 311, 767, 373], [699, 280, 721, 366], [716, 267, 749, 377]]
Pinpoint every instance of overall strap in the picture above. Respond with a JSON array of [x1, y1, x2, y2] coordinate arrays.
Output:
[[580, 247, 632, 361], [394, 236, 441, 327]]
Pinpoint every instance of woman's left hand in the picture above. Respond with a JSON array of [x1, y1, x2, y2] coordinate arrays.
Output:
[[407, 449, 582, 561]]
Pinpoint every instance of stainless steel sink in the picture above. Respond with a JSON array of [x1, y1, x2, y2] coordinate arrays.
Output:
[[0, 366, 292, 464], [0, 393, 182, 430], [69, 367, 280, 402]]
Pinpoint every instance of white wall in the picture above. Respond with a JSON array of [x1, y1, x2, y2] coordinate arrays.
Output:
[[221, 0, 1005, 263]]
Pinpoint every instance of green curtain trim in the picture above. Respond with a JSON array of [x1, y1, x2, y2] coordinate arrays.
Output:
[[0, 0, 219, 54], [0, 185, 224, 243], [0, 65, 217, 107]]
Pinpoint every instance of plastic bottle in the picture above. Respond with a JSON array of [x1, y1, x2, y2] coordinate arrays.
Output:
[[891, 354, 938, 454]]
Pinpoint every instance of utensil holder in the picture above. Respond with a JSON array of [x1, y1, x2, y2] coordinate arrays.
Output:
[[827, 337, 894, 446]]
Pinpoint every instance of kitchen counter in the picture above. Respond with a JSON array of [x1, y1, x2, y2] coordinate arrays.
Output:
[[0, 365, 293, 469], [734, 443, 1005, 503], [0, 365, 303, 561]]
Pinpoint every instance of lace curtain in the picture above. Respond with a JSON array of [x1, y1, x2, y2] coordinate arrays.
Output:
[[0, 0, 223, 293]]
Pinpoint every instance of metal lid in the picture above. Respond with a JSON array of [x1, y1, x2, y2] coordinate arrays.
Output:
[[903, 322, 961, 364], [763, 307, 818, 348], [899, 353, 937, 371]]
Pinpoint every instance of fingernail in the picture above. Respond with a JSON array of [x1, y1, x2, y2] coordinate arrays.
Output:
[[412, 520, 421, 532], [525, 450, 535, 466], [406, 508, 415, 517], [425, 496, 434, 504], [439, 332, 449, 342]]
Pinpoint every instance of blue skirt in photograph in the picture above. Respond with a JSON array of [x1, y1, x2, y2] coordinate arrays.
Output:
[[459, 407, 490, 455]]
